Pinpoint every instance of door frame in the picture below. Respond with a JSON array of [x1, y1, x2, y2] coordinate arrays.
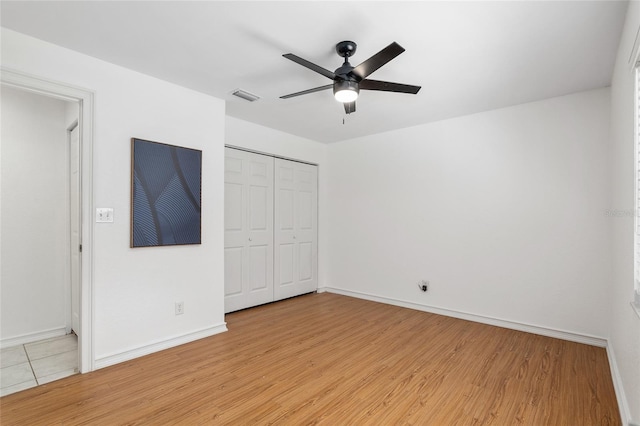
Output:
[[1, 67, 95, 373], [66, 120, 80, 335]]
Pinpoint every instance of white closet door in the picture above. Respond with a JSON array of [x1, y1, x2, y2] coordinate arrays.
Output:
[[224, 148, 274, 313], [274, 158, 318, 300]]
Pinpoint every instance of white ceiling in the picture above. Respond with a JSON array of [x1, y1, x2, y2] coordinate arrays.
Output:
[[1, 1, 628, 143]]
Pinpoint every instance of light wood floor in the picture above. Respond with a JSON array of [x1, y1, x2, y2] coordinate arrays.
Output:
[[0, 293, 620, 425]]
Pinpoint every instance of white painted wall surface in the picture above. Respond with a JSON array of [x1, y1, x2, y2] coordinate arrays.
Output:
[[226, 116, 326, 164], [1, 86, 69, 343], [326, 88, 611, 339], [1, 29, 226, 367], [225, 116, 328, 289], [609, 1, 640, 423]]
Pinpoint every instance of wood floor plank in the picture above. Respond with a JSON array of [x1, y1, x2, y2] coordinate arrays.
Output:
[[0, 293, 620, 425]]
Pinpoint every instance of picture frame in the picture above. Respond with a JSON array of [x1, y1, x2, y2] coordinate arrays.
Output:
[[130, 138, 202, 248]]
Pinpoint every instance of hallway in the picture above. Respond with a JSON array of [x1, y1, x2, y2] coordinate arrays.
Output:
[[0, 334, 78, 396]]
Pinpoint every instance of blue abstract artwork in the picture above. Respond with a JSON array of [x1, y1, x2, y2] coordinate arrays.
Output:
[[131, 138, 202, 247]]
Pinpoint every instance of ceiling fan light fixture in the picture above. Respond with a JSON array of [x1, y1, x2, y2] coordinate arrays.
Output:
[[333, 80, 359, 103]]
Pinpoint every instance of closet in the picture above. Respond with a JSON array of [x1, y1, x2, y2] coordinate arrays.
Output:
[[224, 147, 318, 313]]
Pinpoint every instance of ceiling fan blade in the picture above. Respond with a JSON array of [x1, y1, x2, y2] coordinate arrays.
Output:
[[360, 79, 421, 94], [351, 42, 405, 80], [344, 101, 356, 114], [283, 53, 336, 80], [280, 84, 333, 99]]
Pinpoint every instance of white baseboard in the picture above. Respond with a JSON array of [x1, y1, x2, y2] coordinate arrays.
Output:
[[321, 286, 607, 347], [0, 327, 67, 349], [94, 323, 228, 370], [607, 344, 633, 426]]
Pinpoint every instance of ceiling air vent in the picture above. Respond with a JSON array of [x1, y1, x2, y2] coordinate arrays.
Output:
[[232, 89, 260, 102]]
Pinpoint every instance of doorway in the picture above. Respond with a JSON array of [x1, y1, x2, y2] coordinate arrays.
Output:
[[0, 86, 79, 395], [0, 68, 94, 378]]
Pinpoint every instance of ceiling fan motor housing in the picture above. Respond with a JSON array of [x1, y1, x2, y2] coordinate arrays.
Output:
[[335, 62, 356, 78]]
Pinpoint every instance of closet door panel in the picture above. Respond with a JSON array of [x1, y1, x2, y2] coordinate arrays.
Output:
[[274, 161, 296, 299], [249, 245, 268, 291], [224, 247, 243, 296], [279, 189, 294, 230], [298, 242, 312, 281], [246, 155, 274, 307], [295, 165, 318, 295], [278, 243, 295, 286], [224, 148, 274, 312], [223, 151, 247, 312], [298, 191, 312, 229], [274, 159, 318, 300], [249, 186, 268, 229], [224, 183, 243, 231]]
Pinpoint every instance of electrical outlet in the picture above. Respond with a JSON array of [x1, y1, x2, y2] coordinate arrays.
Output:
[[417, 280, 429, 292], [175, 302, 184, 315]]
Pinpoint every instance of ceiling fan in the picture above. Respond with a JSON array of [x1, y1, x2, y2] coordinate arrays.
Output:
[[280, 41, 421, 114]]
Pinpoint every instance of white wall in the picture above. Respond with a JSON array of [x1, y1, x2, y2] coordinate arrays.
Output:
[[226, 116, 327, 165], [225, 116, 328, 288], [609, 1, 640, 423], [1, 29, 226, 367], [1, 86, 69, 344], [326, 88, 612, 340]]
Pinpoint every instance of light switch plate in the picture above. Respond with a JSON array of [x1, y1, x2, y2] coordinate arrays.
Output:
[[96, 208, 114, 223]]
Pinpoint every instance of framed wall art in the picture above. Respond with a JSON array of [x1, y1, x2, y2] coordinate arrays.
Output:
[[131, 138, 202, 248]]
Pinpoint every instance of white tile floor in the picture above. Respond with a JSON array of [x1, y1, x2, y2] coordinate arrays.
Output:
[[0, 334, 78, 397]]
